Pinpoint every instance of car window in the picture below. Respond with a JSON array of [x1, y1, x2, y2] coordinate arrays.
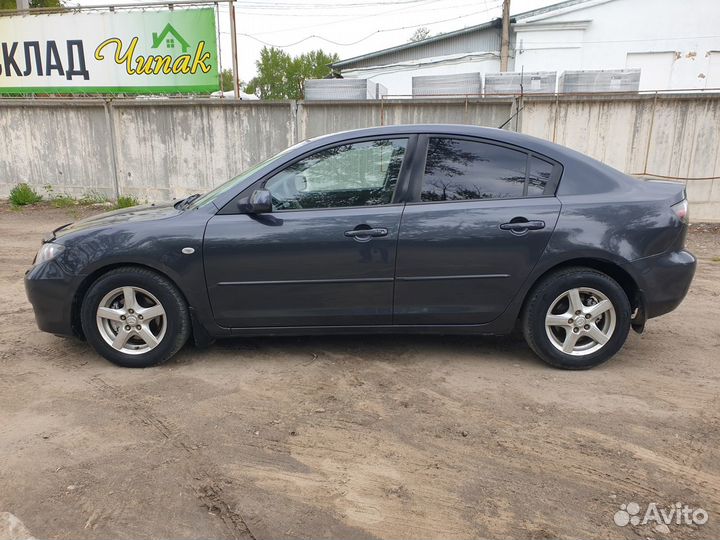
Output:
[[421, 138, 534, 202], [265, 139, 408, 211], [527, 156, 553, 196]]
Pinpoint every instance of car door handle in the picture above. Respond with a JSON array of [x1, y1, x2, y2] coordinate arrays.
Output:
[[499, 220, 545, 232], [344, 228, 388, 238]]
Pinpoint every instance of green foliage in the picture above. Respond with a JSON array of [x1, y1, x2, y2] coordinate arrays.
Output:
[[9, 183, 42, 206], [246, 47, 339, 100], [78, 191, 109, 205], [115, 195, 139, 209], [219, 69, 233, 92], [51, 194, 76, 208], [218, 69, 246, 94], [0, 0, 63, 9]]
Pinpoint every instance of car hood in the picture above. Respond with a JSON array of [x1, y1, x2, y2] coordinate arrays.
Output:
[[50, 202, 181, 240]]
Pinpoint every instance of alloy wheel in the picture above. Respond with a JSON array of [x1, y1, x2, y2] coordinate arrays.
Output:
[[96, 286, 167, 355], [544, 287, 616, 356]]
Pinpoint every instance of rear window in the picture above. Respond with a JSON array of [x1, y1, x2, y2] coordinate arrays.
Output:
[[421, 138, 553, 201]]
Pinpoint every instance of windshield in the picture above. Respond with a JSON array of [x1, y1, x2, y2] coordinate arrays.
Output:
[[187, 140, 311, 210]]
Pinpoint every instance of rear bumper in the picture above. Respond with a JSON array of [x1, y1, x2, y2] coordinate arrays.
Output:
[[627, 249, 696, 320], [24, 260, 80, 337]]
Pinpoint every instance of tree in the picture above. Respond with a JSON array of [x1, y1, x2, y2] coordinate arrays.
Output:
[[246, 47, 339, 100], [0, 0, 63, 9], [409, 27, 431, 42], [219, 69, 244, 93]]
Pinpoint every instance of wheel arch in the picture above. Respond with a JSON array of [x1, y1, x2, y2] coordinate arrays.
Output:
[[71, 263, 192, 340], [520, 257, 642, 324]]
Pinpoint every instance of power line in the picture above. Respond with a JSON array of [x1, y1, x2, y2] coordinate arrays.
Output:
[[221, 3, 503, 47], [225, 0, 483, 18], [220, 0, 486, 36]]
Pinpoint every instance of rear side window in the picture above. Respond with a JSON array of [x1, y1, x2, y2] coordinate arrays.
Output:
[[528, 156, 553, 196], [421, 138, 551, 201]]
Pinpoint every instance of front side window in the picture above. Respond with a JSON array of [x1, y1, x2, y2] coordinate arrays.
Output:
[[265, 138, 408, 211], [421, 138, 541, 202]]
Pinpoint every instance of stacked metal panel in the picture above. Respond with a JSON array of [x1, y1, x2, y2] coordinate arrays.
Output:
[[558, 69, 641, 93], [303, 79, 387, 100], [484, 71, 557, 94], [412, 72, 482, 97]]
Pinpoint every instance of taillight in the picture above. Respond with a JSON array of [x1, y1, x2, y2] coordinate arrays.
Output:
[[671, 198, 689, 223]]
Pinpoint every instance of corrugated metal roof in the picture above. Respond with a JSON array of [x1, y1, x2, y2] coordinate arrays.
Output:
[[332, 19, 501, 70], [332, 0, 596, 71]]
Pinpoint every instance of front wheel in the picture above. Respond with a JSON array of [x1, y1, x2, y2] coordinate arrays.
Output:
[[80, 267, 191, 367], [522, 267, 631, 369]]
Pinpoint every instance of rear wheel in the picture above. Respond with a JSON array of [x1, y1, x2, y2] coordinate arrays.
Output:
[[522, 267, 631, 369], [81, 267, 190, 367]]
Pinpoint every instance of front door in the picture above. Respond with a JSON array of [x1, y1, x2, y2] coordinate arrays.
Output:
[[394, 136, 562, 325], [204, 137, 410, 328]]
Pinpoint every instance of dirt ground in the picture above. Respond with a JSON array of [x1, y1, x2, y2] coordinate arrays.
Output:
[[0, 204, 719, 540]]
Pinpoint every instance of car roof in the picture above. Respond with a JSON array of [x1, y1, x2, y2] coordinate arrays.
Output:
[[305, 124, 572, 162]]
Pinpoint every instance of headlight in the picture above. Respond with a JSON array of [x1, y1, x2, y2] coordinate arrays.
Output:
[[34, 242, 65, 265]]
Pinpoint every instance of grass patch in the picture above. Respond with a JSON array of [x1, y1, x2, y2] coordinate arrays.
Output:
[[115, 195, 139, 209], [9, 183, 43, 206], [78, 191, 110, 205], [51, 194, 77, 208]]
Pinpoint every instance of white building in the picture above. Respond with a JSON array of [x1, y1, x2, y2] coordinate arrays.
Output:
[[332, 0, 720, 95]]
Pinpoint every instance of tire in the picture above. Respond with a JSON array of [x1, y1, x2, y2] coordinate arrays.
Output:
[[522, 267, 631, 370], [80, 267, 191, 368]]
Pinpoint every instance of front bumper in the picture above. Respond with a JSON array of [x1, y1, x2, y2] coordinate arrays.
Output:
[[627, 249, 697, 320], [24, 260, 80, 337]]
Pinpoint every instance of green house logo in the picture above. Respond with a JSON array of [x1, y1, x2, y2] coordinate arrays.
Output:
[[151, 23, 191, 53]]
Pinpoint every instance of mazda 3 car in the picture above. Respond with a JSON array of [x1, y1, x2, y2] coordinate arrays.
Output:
[[25, 125, 696, 369]]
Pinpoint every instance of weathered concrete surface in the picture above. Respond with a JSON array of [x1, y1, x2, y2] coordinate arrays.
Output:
[[111, 101, 294, 201], [0, 95, 718, 220], [521, 94, 720, 221], [297, 98, 513, 139], [0, 101, 115, 200]]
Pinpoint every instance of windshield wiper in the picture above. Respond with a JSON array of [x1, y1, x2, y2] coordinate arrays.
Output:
[[176, 193, 202, 209]]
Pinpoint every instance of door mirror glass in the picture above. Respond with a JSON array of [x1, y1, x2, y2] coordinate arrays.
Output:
[[238, 188, 272, 214]]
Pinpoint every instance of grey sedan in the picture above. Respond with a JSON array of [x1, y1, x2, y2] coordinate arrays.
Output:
[[25, 124, 696, 369]]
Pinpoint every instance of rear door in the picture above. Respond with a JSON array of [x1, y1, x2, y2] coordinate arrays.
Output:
[[393, 136, 562, 325], [204, 137, 413, 328]]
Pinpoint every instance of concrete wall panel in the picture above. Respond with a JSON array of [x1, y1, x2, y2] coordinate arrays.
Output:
[[0, 101, 114, 198], [0, 95, 718, 220]]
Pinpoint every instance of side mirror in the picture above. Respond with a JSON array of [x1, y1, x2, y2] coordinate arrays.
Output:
[[237, 189, 272, 214]]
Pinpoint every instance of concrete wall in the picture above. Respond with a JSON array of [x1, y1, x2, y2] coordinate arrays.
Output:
[[520, 94, 720, 221], [1, 94, 718, 221]]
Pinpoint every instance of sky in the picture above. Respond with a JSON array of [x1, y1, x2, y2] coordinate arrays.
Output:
[[74, 0, 560, 83]]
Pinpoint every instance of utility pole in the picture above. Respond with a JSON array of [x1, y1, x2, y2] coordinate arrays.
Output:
[[500, 0, 510, 72], [16, 0, 30, 10], [228, 0, 240, 98]]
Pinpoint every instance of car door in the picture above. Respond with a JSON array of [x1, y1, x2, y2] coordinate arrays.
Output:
[[204, 136, 412, 329], [393, 136, 562, 325]]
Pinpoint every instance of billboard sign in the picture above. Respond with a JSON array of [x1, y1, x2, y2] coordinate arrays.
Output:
[[0, 8, 219, 94]]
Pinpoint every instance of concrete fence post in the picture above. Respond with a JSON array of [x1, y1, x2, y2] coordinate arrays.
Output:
[[103, 99, 121, 200]]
